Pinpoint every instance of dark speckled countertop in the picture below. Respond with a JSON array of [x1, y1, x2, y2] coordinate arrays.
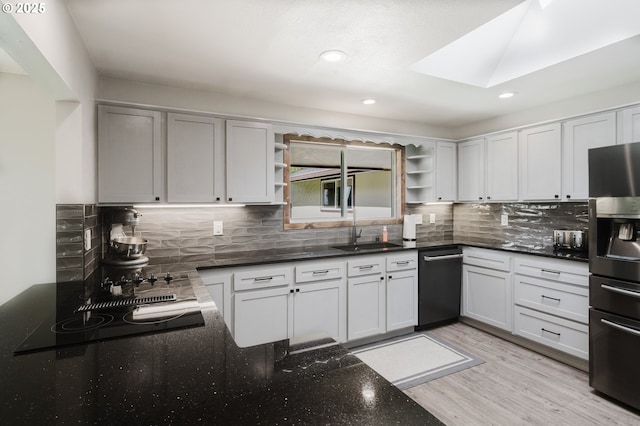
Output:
[[1, 273, 441, 425], [1, 239, 587, 424]]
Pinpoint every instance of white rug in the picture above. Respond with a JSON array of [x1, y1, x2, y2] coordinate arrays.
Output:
[[351, 332, 484, 390]]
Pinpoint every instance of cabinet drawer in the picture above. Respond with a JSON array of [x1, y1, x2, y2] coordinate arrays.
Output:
[[463, 248, 511, 272], [514, 275, 588, 324], [234, 266, 293, 291], [386, 252, 418, 272], [514, 306, 588, 360], [513, 255, 588, 287], [296, 261, 344, 283], [347, 255, 385, 277]]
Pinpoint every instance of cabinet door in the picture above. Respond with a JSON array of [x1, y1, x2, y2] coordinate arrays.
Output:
[[518, 123, 562, 200], [435, 141, 457, 201], [348, 274, 385, 340], [233, 286, 292, 347], [622, 105, 640, 143], [200, 271, 232, 327], [293, 279, 347, 342], [386, 269, 417, 331], [457, 138, 485, 201], [562, 112, 616, 200], [462, 264, 512, 331], [167, 113, 224, 202], [486, 132, 518, 201], [98, 105, 162, 203], [226, 120, 274, 203]]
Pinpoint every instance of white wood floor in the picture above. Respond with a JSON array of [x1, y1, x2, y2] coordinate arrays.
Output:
[[404, 322, 640, 426]]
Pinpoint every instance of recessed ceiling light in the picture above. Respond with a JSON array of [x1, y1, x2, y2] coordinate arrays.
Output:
[[498, 92, 516, 99], [319, 50, 347, 62], [362, 98, 376, 105]]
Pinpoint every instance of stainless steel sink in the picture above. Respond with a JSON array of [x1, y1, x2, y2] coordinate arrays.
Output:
[[332, 242, 402, 252]]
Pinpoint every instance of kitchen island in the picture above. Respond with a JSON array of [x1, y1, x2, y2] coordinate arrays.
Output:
[[0, 272, 442, 425]]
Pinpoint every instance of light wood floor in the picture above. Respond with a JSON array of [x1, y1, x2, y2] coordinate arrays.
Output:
[[404, 322, 640, 426]]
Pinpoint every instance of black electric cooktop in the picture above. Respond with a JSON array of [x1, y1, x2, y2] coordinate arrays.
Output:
[[14, 265, 205, 355]]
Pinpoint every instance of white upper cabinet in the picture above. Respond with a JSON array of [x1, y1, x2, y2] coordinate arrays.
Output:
[[457, 138, 485, 201], [622, 105, 640, 143], [226, 120, 275, 203], [486, 132, 518, 201], [518, 123, 562, 201], [562, 112, 616, 201], [167, 113, 224, 203], [435, 141, 457, 201], [98, 105, 162, 204]]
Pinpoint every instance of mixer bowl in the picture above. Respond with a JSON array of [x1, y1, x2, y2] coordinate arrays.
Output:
[[111, 236, 148, 259]]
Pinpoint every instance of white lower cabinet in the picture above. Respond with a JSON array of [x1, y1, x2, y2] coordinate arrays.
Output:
[[348, 273, 386, 340], [513, 306, 588, 359], [462, 264, 512, 331], [386, 252, 418, 331], [234, 286, 292, 347], [462, 247, 590, 361], [462, 248, 513, 332], [292, 260, 347, 342], [199, 270, 232, 326], [513, 254, 589, 360], [215, 251, 418, 347]]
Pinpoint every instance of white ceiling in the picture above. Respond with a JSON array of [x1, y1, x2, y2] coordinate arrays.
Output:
[[63, 0, 640, 130]]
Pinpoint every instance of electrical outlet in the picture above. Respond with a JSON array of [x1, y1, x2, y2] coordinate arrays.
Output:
[[429, 213, 436, 224], [414, 214, 423, 225], [213, 221, 224, 236], [501, 214, 509, 226]]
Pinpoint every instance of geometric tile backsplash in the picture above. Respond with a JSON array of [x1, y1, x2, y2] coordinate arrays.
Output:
[[453, 201, 589, 251], [55, 204, 101, 282], [55, 201, 587, 279]]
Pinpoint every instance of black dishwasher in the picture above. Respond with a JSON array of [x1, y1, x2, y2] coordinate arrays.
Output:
[[416, 246, 463, 330]]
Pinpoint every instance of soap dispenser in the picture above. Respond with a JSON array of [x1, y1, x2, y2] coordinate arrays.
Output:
[[382, 226, 388, 243]]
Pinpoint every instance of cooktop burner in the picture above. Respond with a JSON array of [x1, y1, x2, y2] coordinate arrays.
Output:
[[14, 266, 205, 355]]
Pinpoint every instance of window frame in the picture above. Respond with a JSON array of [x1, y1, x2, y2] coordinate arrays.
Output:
[[283, 134, 405, 230]]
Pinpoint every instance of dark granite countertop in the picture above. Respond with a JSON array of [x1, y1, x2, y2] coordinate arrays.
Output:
[[194, 239, 587, 272], [0, 273, 441, 425]]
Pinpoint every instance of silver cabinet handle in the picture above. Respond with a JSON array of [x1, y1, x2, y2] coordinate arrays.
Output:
[[253, 276, 273, 282], [601, 284, 640, 299], [601, 318, 640, 337], [395, 261, 410, 266], [541, 269, 561, 276], [541, 295, 561, 302], [423, 253, 463, 262], [358, 265, 375, 270], [312, 270, 329, 276]]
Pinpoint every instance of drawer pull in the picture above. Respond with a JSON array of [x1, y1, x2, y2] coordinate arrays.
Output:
[[395, 261, 410, 266], [541, 295, 561, 302], [312, 270, 330, 276], [601, 284, 640, 299], [541, 269, 561, 276], [358, 265, 375, 270], [253, 276, 274, 282], [541, 328, 561, 337], [601, 319, 640, 337]]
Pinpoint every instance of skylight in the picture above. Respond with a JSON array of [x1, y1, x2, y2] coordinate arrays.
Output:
[[411, 0, 640, 88]]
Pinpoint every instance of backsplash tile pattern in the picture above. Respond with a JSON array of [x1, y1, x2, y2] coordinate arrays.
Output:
[[56, 204, 100, 282], [453, 202, 589, 250], [120, 204, 454, 273]]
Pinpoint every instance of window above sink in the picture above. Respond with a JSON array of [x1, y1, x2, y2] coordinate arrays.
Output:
[[283, 135, 405, 230]]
